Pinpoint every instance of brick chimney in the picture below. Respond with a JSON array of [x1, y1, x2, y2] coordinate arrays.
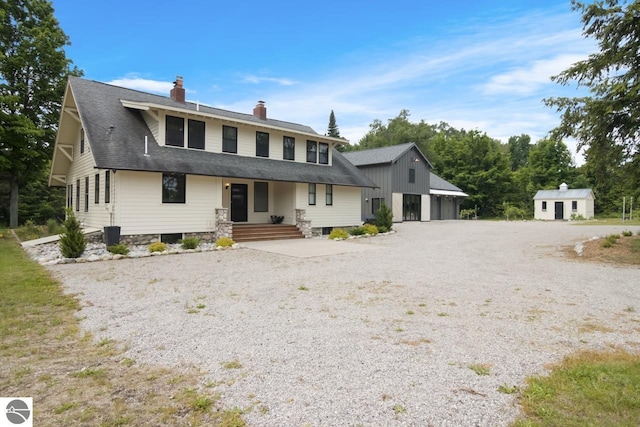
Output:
[[253, 101, 267, 120], [170, 75, 185, 103]]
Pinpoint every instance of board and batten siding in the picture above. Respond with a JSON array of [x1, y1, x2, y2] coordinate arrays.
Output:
[[66, 126, 110, 230], [391, 151, 430, 195], [295, 183, 361, 228], [115, 171, 222, 235], [156, 111, 332, 165], [358, 164, 392, 220]]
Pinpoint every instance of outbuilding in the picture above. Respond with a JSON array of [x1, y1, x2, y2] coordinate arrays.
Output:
[[533, 183, 595, 220]]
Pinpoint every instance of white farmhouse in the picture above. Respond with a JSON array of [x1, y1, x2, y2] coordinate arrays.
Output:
[[533, 183, 595, 220]]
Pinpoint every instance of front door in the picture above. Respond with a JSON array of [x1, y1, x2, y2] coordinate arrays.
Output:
[[403, 194, 421, 221], [554, 201, 564, 220], [231, 184, 248, 222]]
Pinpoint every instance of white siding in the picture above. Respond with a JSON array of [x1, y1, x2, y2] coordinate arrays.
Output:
[[273, 182, 295, 225], [115, 171, 222, 235], [141, 111, 160, 143], [534, 197, 595, 220], [421, 194, 431, 221], [295, 184, 361, 228], [392, 193, 403, 222]]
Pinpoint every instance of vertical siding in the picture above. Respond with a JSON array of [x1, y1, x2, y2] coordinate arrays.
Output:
[[358, 164, 392, 219], [295, 184, 361, 227], [115, 171, 222, 235], [391, 148, 430, 195]]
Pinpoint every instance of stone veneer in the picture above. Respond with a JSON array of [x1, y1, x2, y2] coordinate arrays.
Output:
[[295, 209, 312, 238], [215, 208, 233, 239]]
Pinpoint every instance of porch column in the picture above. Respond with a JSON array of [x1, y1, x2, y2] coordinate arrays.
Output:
[[215, 208, 233, 240], [295, 209, 312, 238]]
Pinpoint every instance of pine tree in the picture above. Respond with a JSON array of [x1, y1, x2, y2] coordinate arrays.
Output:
[[59, 209, 86, 258], [327, 110, 340, 137], [374, 203, 393, 232]]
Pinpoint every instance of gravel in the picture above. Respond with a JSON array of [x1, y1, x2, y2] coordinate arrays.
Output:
[[46, 221, 640, 426]]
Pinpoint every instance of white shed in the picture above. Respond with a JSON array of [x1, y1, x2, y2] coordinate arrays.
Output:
[[533, 183, 595, 220]]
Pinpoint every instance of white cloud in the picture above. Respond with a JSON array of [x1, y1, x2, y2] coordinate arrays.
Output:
[[107, 76, 174, 94], [481, 54, 587, 95], [242, 75, 297, 86]]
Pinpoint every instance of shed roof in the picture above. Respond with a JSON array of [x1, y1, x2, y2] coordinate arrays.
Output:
[[60, 77, 376, 188], [533, 188, 594, 200], [342, 143, 433, 168], [430, 172, 468, 197]]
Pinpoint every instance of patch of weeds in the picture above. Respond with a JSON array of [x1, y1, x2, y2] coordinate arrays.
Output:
[[498, 384, 519, 394], [258, 405, 269, 415], [468, 363, 491, 376], [70, 367, 106, 379], [418, 303, 426, 307], [222, 360, 243, 370], [437, 312, 449, 317], [393, 404, 406, 414], [395, 327, 405, 333], [98, 337, 114, 347], [196, 303, 206, 310], [218, 407, 247, 426], [121, 358, 135, 367], [579, 321, 614, 334], [406, 310, 414, 315], [622, 230, 633, 237], [54, 402, 77, 414], [298, 285, 309, 291], [14, 366, 31, 379], [624, 306, 636, 313]]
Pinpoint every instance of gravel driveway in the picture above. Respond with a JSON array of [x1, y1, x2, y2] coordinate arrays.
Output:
[[49, 221, 640, 426]]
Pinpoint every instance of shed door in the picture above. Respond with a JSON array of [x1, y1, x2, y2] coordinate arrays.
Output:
[[554, 201, 564, 220]]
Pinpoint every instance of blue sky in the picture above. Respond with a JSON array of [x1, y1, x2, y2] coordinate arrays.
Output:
[[53, 1, 594, 163]]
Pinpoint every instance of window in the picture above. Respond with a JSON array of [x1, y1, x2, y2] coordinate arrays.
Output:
[[307, 140, 317, 163], [80, 128, 85, 154], [542, 201, 547, 211], [161, 233, 182, 244], [372, 198, 385, 215], [308, 183, 316, 205], [188, 119, 205, 149], [94, 174, 99, 204], [283, 136, 295, 160], [254, 182, 268, 212], [105, 171, 111, 204], [162, 173, 186, 203], [84, 177, 89, 212], [76, 179, 80, 211], [409, 168, 416, 183], [222, 125, 237, 153], [67, 184, 73, 208], [166, 115, 184, 147], [572, 201, 578, 211], [256, 131, 269, 157], [319, 142, 329, 164], [326, 184, 333, 206]]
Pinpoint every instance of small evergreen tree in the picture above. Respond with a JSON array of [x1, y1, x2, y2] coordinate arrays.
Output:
[[374, 202, 393, 231], [59, 209, 85, 258], [327, 110, 340, 138]]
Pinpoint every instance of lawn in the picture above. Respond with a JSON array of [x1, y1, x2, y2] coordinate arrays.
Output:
[[0, 231, 245, 427]]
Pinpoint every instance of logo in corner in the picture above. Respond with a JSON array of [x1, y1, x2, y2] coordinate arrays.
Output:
[[2, 398, 32, 426]]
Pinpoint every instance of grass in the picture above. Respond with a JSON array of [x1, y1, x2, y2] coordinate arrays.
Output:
[[574, 217, 640, 226], [0, 230, 245, 426], [468, 363, 491, 376], [512, 350, 640, 426]]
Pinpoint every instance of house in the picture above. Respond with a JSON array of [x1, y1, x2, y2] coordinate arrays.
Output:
[[48, 76, 377, 244], [533, 183, 595, 220], [429, 172, 468, 220], [342, 143, 432, 222]]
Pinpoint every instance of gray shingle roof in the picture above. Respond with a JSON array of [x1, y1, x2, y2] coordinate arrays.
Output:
[[69, 77, 376, 188], [342, 143, 433, 168], [430, 172, 464, 192], [534, 188, 594, 200]]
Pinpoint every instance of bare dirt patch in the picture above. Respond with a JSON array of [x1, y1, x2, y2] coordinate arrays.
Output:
[[570, 235, 640, 266]]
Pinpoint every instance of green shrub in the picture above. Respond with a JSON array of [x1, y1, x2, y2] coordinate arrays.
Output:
[[378, 225, 388, 233], [107, 243, 130, 255], [215, 237, 235, 247], [601, 239, 613, 248], [59, 209, 86, 258], [460, 208, 476, 220], [362, 224, 379, 235], [570, 213, 586, 221], [622, 230, 633, 237], [348, 226, 365, 236], [328, 228, 348, 240], [374, 202, 393, 231], [180, 237, 200, 250], [607, 234, 620, 242], [47, 218, 64, 235], [148, 242, 167, 253]]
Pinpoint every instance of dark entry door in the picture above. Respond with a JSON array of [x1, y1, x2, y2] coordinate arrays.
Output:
[[554, 201, 564, 220], [403, 194, 421, 221], [231, 184, 248, 222]]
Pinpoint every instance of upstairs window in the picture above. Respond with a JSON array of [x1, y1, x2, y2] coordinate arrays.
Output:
[[162, 173, 186, 203], [105, 171, 111, 204], [166, 115, 184, 147], [326, 184, 333, 206], [283, 136, 295, 160], [319, 142, 329, 164], [307, 140, 317, 163], [409, 168, 416, 183], [308, 183, 316, 205], [256, 131, 269, 157], [222, 125, 237, 153], [80, 128, 85, 153], [188, 119, 205, 150]]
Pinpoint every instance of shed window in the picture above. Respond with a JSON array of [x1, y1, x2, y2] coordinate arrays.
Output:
[[166, 115, 184, 147], [308, 183, 316, 205], [542, 201, 547, 211], [222, 125, 237, 153], [162, 173, 186, 203], [319, 142, 329, 164], [572, 201, 577, 211]]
